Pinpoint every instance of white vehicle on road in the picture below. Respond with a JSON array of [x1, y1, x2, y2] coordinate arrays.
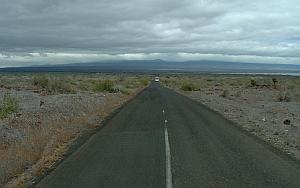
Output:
[[154, 76, 160, 82]]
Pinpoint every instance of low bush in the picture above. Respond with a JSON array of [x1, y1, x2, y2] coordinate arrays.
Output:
[[250, 79, 257, 87], [47, 77, 75, 94], [278, 90, 291, 102], [93, 80, 117, 93], [181, 83, 197, 91], [119, 88, 131, 95], [138, 77, 149, 86], [0, 92, 19, 119], [32, 74, 49, 89], [32, 75, 75, 94], [220, 89, 229, 98]]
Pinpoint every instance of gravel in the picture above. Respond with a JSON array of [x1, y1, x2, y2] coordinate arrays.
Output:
[[181, 87, 300, 159]]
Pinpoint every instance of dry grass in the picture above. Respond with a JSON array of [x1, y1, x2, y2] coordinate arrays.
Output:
[[0, 73, 150, 94], [0, 73, 149, 187], [1, 94, 137, 188]]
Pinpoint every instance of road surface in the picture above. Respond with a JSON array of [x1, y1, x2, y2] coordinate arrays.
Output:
[[35, 82, 300, 188]]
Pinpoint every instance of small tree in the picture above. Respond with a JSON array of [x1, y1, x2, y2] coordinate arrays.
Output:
[[250, 79, 256, 87], [272, 78, 278, 89]]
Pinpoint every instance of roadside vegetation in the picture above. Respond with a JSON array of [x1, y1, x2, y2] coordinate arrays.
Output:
[[93, 80, 117, 93], [0, 73, 149, 187], [180, 82, 198, 91], [33, 74, 76, 94], [161, 74, 300, 160], [162, 74, 300, 101], [0, 93, 19, 119]]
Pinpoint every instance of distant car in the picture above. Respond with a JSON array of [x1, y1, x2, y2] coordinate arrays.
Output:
[[154, 76, 159, 82]]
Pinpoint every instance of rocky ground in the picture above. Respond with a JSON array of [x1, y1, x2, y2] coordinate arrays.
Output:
[[162, 74, 300, 160], [0, 73, 148, 188]]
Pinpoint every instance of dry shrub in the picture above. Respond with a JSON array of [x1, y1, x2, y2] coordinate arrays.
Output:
[[220, 89, 229, 98], [278, 90, 292, 102], [32, 74, 75, 94]]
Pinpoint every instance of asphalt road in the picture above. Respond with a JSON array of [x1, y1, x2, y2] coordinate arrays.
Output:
[[36, 82, 300, 188]]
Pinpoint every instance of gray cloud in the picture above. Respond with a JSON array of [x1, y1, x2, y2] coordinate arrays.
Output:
[[0, 0, 300, 67]]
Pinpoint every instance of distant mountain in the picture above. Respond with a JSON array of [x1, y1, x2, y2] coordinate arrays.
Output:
[[1, 60, 300, 74]]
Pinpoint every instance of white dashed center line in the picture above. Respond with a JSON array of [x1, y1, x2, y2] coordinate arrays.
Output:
[[163, 109, 173, 188]]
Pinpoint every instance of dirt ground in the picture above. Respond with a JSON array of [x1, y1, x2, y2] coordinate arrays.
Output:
[[161, 74, 300, 160]]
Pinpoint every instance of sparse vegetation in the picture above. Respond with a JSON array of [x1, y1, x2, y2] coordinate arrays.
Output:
[[161, 74, 300, 162], [0, 92, 19, 119], [0, 73, 148, 187]]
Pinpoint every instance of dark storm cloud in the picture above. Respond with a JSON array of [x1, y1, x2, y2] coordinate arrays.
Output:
[[0, 0, 300, 67]]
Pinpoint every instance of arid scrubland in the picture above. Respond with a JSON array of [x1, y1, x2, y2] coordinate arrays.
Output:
[[0, 73, 149, 187], [162, 74, 300, 160]]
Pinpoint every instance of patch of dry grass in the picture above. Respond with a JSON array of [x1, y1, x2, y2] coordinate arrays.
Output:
[[1, 73, 150, 94], [1, 94, 132, 188]]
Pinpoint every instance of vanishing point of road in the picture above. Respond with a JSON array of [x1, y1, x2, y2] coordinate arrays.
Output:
[[35, 82, 300, 188]]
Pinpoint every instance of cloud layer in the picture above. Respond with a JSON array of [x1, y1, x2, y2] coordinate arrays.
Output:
[[0, 0, 300, 67]]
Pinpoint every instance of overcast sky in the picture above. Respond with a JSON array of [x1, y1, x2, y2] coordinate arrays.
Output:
[[0, 0, 300, 67]]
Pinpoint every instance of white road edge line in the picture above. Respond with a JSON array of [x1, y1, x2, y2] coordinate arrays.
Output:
[[164, 119, 173, 188]]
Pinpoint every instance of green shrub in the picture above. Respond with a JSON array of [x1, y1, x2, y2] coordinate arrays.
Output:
[[0, 92, 19, 119], [120, 88, 131, 95], [181, 83, 197, 91], [250, 79, 257, 87], [138, 77, 149, 86], [93, 80, 117, 93], [32, 74, 49, 88]]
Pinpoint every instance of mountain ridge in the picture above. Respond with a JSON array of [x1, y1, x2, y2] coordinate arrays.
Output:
[[1, 60, 299, 73]]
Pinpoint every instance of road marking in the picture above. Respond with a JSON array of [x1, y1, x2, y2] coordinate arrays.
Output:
[[164, 116, 173, 188]]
